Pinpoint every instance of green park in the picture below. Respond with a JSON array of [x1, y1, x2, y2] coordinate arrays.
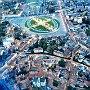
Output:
[[25, 16, 60, 33]]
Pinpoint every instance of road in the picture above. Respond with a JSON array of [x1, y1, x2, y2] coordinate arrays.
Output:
[[57, 1, 71, 89]]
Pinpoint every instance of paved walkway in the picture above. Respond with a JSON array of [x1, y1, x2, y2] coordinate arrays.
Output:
[[5, 13, 67, 37]]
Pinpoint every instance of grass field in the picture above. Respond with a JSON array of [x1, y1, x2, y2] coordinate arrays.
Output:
[[25, 21, 29, 28], [54, 19, 60, 28], [25, 16, 60, 33], [47, 21, 54, 27], [35, 25, 48, 31], [30, 20, 37, 25]]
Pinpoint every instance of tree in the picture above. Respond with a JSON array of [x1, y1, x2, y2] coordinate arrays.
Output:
[[28, 46, 34, 50], [4, 20, 10, 25], [59, 48, 64, 52], [51, 64, 56, 72], [58, 58, 66, 67], [59, 41, 65, 46], [59, 74, 63, 78], [31, 49, 34, 54], [22, 34, 26, 38], [34, 41, 38, 48], [12, 48, 16, 53], [47, 40, 58, 54], [67, 85, 73, 90], [47, 44, 57, 54], [85, 29, 90, 36], [0, 24, 6, 37], [87, 74, 90, 81], [0, 31, 6, 37], [85, 86, 90, 90], [43, 43, 47, 50], [0, 38, 2, 45], [47, 46, 53, 54], [47, 5, 55, 13], [50, 40, 56, 46], [53, 79, 58, 87], [53, 64, 56, 69], [78, 70, 83, 77], [7, 49, 11, 55], [82, 11, 87, 16], [82, 17, 90, 25], [73, 56, 78, 62], [52, 45, 58, 50], [14, 33, 21, 40], [39, 38, 47, 50]]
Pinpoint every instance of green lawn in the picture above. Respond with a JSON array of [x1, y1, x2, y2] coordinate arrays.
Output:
[[30, 20, 37, 25], [35, 25, 48, 31], [54, 19, 60, 28], [47, 21, 54, 27], [25, 16, 60, 33], [85, 28, 90, 36], [25, 21, 29, 28]]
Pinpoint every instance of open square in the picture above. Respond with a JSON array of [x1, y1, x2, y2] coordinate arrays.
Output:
[[25, 16, 60, 33]]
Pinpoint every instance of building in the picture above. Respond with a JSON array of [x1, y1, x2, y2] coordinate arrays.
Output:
[[34, 47, 43, 53], [53, 50, 63, 57]]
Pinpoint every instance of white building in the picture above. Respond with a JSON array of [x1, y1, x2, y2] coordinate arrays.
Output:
[[34, 47, 43, 53], [53, 50, 63, 57], [74, 17, 82, 23], [33, 77, 46, 87]]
